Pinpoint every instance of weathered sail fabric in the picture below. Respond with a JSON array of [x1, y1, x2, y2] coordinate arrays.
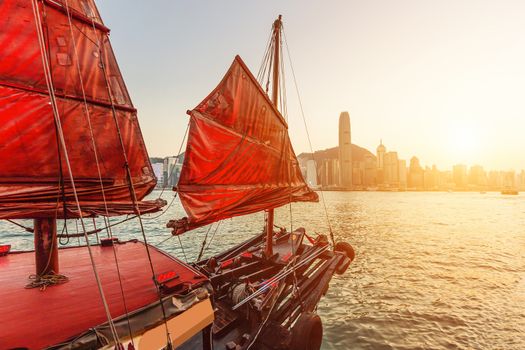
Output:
[[0, 0, 160, 218], [168, 56, 318, 235]]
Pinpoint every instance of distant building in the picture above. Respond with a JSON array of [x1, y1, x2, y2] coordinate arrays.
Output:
[[423, 166, 434, 190], [431, 165, 441, 190], [398, 159, 407, 189], [364, 155, 377, 187], [519, 170, 525, 191], [338, 112, 352, 188], [503, 170, 516, 188], [468, 165, 487, 188], [163, 154, 184, 188], [306, 160, 318, 188], [384, 151, 399, 187], [320, 158, 339, 187], [453, 164, 468, 189], [151, 163, 164, 188], [330, 158, 340, 187], [376, 140, 386, 184], [408, 156, 424, 189]]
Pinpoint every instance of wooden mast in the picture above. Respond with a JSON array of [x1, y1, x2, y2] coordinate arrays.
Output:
[[265, 15, 282, 258], [34, 218, 59, 275]]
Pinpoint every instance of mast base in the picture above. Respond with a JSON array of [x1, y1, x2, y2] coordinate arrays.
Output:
[[34, 218, 59, 276]]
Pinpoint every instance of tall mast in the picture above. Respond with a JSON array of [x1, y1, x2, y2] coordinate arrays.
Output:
[[265, 15, 282, 258]]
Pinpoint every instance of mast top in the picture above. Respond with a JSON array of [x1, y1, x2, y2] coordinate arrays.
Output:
[[271, 15, 282, 110]]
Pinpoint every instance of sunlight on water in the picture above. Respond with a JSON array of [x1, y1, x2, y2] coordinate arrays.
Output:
[[1, 191, 524, 349]]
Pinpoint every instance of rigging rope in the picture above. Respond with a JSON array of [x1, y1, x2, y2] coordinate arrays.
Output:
[[32, 0, 120, 344], [5, 219, 33, 233], [177, 235, 188, 262], [157, 122, 190, 199], [157, 234, 175, 246], [282, 26, 337, 248], [86, 15, 172, 346], [56, 215, 136, 238], [64, 2, 135, 336], [203, 221, 221, 257], [197, 221, 222, 261], [196, 224, 214, 262], [142, 121, 189, 223], [256, 28, 274, 83]]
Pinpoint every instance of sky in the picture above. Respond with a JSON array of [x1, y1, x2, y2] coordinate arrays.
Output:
[[97, 0, 525, 171]]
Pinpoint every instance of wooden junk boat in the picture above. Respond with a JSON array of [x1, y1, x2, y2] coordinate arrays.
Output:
[[0, 1, 355, 349]]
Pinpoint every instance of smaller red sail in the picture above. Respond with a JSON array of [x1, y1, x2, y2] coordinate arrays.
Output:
[[168, 56, 318, 235]]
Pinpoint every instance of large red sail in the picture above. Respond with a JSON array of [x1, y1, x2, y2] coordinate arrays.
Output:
[[0, 0, 160, 219], [168, 56, 318, 235]]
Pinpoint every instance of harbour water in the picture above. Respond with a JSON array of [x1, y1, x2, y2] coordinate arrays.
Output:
[[2, 191, 524, 349]]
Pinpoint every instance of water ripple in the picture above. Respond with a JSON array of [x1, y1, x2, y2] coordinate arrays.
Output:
[[1, 191, 523, 349]]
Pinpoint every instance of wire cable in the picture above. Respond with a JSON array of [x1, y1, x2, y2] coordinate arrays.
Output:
[[31, 1, 120, 343], [282, 26, 336, 247]]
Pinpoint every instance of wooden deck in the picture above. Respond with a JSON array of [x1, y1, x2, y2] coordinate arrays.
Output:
[[0, 240, 205, 349]]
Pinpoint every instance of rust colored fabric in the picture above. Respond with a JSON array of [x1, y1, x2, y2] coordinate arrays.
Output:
[[168, 56, 318, 234], [0, 0, 158, 218]]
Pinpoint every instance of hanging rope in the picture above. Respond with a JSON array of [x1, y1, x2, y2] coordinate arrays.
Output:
[[58, 220, 70, 245], [56, 215, 137, 238], [5, 219, 33, 233], [31, 0, 120, 344], [197, 221, 222, 261], [282, 26, 336, 248], [257, 28, 273, 83], [87, 16, 173, 346], [196, 224, 214, 262], [142, 122, 189, 223], [157, 234, 175, 246], [157, 122, 190, 199], [177, 235, 188, 262], [203, 221, 221, 256], [63, 1, 135, 334]]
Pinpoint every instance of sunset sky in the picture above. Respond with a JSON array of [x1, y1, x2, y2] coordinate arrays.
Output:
[[98, 0, 525, 171]]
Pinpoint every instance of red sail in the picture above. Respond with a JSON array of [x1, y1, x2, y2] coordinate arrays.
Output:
[[0, 0, 160, 219], [168, 56, 318, 234]]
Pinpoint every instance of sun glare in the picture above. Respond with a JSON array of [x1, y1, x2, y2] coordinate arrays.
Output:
[[447, 125, 480, 161]]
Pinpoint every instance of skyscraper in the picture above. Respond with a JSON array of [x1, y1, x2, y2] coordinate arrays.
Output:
[[408, 156, 424, 189], [384, 151, 399, 186], [376, 140, 386, 184], [338, 111, 352, 188], [376, 140, 386, 170]]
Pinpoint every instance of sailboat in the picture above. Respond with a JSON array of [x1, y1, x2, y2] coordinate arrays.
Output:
[[165, 15, 355, 350], [0, 1, 354, 349]]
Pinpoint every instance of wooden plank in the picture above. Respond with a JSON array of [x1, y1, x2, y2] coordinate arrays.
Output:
[[0, 240, 206, 349]]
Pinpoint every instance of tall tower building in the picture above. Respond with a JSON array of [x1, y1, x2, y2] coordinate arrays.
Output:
[[376, 140, 386, 184], [376, 140, 386, 170], [338, 111, 352, 188]]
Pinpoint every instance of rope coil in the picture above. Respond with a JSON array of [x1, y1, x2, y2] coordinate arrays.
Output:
[[25, 273, 69, 291]]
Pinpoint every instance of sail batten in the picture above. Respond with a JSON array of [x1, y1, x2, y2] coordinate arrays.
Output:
[[0, 0, 159, 219], [169, 56, 318, 235]]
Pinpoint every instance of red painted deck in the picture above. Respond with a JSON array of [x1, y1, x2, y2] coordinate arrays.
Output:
[[0, 240, 206, 349]]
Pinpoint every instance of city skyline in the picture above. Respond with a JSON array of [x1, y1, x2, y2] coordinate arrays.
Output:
[[98, 0, 525, 170], [293, 111, 525, 191], [151, 132, 525, 191]]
